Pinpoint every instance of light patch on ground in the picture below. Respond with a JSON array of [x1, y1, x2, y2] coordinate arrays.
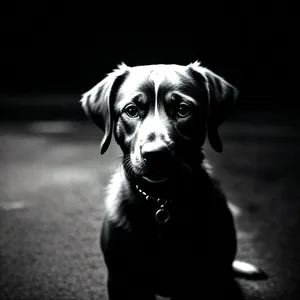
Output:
[[0, 201, 32, 211], [50, 168, 98, 184], [28, 121, 77, 133]]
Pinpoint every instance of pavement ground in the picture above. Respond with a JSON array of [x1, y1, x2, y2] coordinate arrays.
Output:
[[1, 110, 300, 300]]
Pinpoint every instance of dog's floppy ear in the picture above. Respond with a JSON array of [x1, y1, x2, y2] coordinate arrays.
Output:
[[188, 61, 238, 153], [80, 63, 129, 154]]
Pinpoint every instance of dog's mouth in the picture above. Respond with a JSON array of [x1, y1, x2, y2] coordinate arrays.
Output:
[[141, 164, 172, 184], [129, 152, 194, 184], [142, 173, 170, 184]]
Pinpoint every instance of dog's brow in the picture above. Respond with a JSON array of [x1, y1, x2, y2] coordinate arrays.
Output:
[[116, 92, 144, 110], [171, 91, 198, 106], [132, 94, 145, 105], [139, 80, 155, 93]]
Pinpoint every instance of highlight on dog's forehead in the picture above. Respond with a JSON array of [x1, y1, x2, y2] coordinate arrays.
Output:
[[117, 64, 196, 105]]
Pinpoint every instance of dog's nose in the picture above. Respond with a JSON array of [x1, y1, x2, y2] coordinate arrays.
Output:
[[141, 142, 170, 164]]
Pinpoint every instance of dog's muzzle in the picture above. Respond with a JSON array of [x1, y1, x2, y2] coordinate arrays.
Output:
[[141, 141, 170, 165], [140, 141, 173, 183]]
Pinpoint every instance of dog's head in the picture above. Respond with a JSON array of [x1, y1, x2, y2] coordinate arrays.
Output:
[[81, 61, 238, 183]]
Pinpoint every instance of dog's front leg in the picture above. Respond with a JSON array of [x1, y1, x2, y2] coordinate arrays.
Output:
[[101, 217, 156, 300]]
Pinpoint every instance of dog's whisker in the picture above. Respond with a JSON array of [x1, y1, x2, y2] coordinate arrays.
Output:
[[116, 155, 129, 168], [138, 160, 146, 171], [179, 160, 193, 173], [121, 155, 130, 165], [121, 154, 130, 161], [122, 156, 137, 178], [121, 154, 144, 178], [123, 158, 130, 171]]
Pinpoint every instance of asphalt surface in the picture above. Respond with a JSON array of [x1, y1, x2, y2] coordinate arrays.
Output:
[[1, 112, 300, 300]]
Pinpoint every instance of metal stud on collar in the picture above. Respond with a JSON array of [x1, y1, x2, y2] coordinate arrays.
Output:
[[136, 185, 171, 224]]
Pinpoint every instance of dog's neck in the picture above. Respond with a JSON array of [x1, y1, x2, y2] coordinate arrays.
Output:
[[118, 153, 214, 226], [122, 154, 208, 201], [134, 177, 179, 199]]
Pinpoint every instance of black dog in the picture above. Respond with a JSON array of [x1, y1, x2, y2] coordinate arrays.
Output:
[[81, 62, 265, 299]]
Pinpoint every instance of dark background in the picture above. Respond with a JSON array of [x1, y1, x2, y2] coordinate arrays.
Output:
[[0, 2, 295, 120]]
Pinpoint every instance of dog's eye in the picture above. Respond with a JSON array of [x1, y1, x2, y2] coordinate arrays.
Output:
[[124, 104, 139, 118], [177, 103, 192, 117]]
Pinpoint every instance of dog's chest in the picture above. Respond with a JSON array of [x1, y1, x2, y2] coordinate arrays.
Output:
[[143, 227, 205, 297], [143, 222, 202, 262]]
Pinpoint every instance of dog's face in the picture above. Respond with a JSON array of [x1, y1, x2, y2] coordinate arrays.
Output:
[[81, 61, 238, 183]]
